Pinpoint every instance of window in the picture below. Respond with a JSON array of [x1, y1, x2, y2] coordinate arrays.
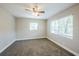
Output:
[[30, 23, 38, 31], [50, 15, 73, 39]]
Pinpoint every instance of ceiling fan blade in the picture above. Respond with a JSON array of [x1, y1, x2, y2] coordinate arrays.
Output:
[[33, 8, 36, 12], [38, 11, 45, 13], [25, 8, 32, 12]]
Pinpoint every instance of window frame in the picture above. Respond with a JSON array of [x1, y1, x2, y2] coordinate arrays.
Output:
[[50, 15, 73, 39], [30, 22, 38, 31]]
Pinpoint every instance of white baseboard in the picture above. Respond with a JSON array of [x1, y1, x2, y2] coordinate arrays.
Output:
[[16, 37, 46, 41], [0, 40, 15, 53], [47, 37, 79, 56]]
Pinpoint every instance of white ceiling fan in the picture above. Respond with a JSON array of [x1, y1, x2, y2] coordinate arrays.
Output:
[[25, 4, 45, 16]]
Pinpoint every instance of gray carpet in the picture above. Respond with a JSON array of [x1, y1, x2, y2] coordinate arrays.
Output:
[[0, 38, 74, 56]]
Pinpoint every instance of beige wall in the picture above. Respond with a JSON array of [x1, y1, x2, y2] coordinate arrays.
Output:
[[0, 7, 16, 53], [16, 18, 47, 40], [47, 4, 79, 55]]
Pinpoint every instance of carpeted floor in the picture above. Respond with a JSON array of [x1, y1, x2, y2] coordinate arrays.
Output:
[[0, 38, 74, 56]]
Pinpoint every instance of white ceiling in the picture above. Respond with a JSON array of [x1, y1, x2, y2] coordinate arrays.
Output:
[[0, 3, 75, 19]]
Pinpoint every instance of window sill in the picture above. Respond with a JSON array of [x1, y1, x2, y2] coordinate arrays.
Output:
[[51, 32, 73, 40]]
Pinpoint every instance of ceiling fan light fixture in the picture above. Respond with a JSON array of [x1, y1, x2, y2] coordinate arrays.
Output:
[[32, 12, 39, 16], [25, 4, 45, 16]]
